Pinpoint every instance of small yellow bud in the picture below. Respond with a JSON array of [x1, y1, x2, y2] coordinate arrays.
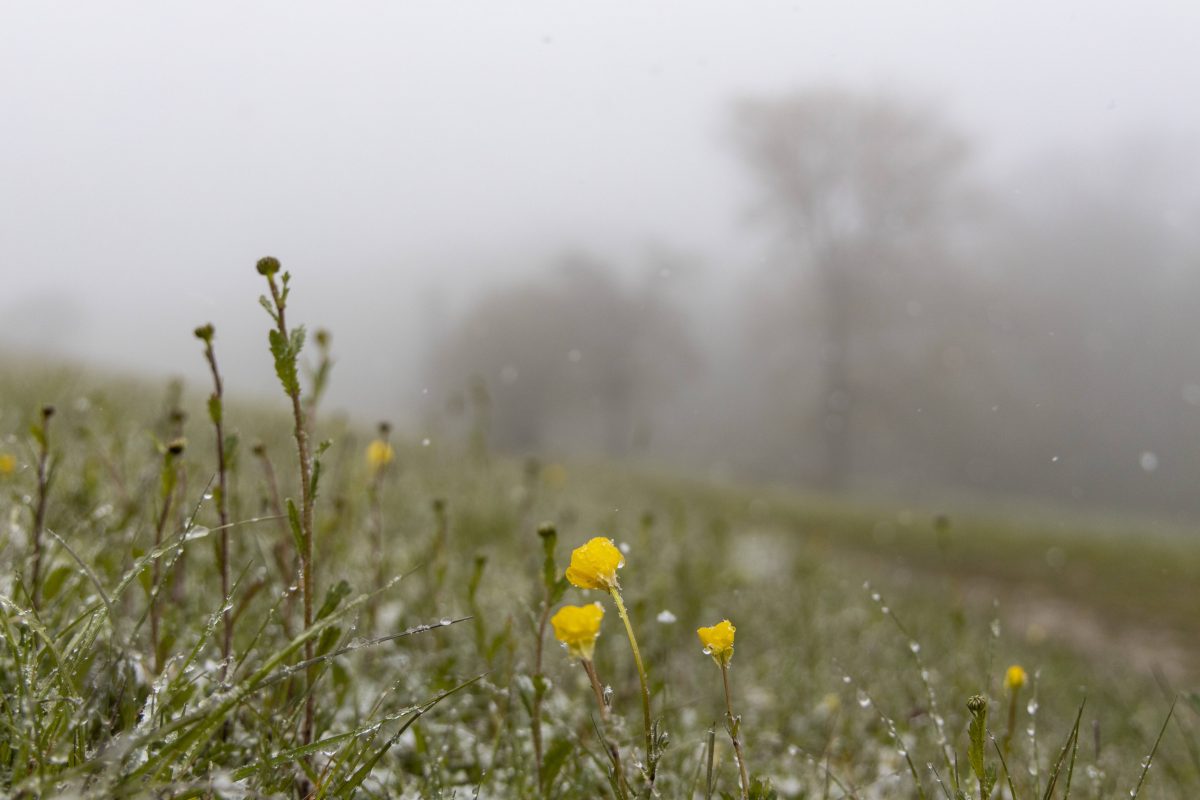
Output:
[[697, 619, 736, 667], [1004, 664, 1027, 693], [0, 453, 15, 476], [565, 537, 624, 591], [366, 439, 394, 471], [551, 603, 605, 661]]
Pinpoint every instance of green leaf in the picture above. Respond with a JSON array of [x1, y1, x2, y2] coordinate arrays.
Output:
[[748, 777, 779, 800], [206, 393, 222, 426], [1042, 698, 1086, 800], [317, 624, 342, 657], [982, 765, 997, 799], [317, 579, 352, 621], [289, 324, 306, 361], [41, 565, 73, 601], [286, 498, 304, 556], [541, 738, 573, 794], [268, 328, 299, 396], [223, 433, 238, 469], [548, 577, 569, 606], [258, 294, 277, 322]]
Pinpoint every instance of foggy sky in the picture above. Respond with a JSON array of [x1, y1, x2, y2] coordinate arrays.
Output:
[[3, 1, 1199, 422]]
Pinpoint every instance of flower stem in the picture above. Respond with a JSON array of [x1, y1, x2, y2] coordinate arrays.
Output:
[[608, 586, 653, 780], [583, 658, 630, 799], [721, 662, 750, 800]]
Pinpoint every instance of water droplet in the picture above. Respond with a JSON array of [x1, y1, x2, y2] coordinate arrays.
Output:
[[856, 690, 871, 708], [909, 641, 921, 654], [655, 610, 677, 624], [421, 438, 431, 447], [439, 617, 452, 626]]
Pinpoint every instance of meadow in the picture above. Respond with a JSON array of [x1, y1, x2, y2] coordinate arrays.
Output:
[[1, 263, 1197, 798]]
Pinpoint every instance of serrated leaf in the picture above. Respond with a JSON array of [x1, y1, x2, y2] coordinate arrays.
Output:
[[310, 458, 322, 500], [982, 765, 997, 798], [749, 777, 778, 800], [289, 325, 306, 359], [268, 328, 299, 396], [258, 294, 276, 321]]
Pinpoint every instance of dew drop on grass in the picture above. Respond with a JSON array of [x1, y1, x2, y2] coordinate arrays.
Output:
[[856, 690, 871, 708], [439, 618, 452, 626], [842, 675, 852, 684], [656, 610, 677, 624], [908, 641, 920, 654], [1027, 699, 1039, 715]]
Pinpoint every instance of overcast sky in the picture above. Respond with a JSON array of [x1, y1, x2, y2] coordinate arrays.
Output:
[[3, 1, 1199, 419]]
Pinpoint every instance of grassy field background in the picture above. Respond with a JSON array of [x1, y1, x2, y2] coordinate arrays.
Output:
[[2, 345, 1198, 798]]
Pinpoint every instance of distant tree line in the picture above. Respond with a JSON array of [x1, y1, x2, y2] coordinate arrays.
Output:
[[424, 87, 1200, 518]]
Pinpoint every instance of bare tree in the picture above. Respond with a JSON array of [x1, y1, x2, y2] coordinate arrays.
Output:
[[426, 253, 698, 457], [732, 88, 973, 491]]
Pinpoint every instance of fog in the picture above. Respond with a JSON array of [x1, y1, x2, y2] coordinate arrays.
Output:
[[5, 2, 1200, 517]]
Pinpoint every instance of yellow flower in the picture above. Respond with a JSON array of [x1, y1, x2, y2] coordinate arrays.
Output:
[[565, 537, 624, 591], [1004, 664, 1027, 693], [366, 439, 394, 471], [551, 602, 605, 661], [697, 619, 736, 666], [0, 453, 14, 476]]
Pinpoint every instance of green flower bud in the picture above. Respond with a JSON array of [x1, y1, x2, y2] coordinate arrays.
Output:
[[256, 256, 281, 276]]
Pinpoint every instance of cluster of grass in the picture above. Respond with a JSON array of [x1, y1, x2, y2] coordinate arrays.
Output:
[[1, 262, 1197, 798]]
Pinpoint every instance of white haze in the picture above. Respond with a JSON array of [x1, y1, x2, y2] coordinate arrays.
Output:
[[3, 1, 1199, 456]]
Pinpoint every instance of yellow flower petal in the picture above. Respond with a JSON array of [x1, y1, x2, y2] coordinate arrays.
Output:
[[366, 439, 394, 471], [565, 537, 624, 591], [551, 602, 605, 661], [697, 619, 736, 666], [1004, 664, 1027, 693]]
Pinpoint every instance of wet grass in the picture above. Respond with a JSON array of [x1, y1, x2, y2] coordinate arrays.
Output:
[[0, 268, 1197, 798]]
